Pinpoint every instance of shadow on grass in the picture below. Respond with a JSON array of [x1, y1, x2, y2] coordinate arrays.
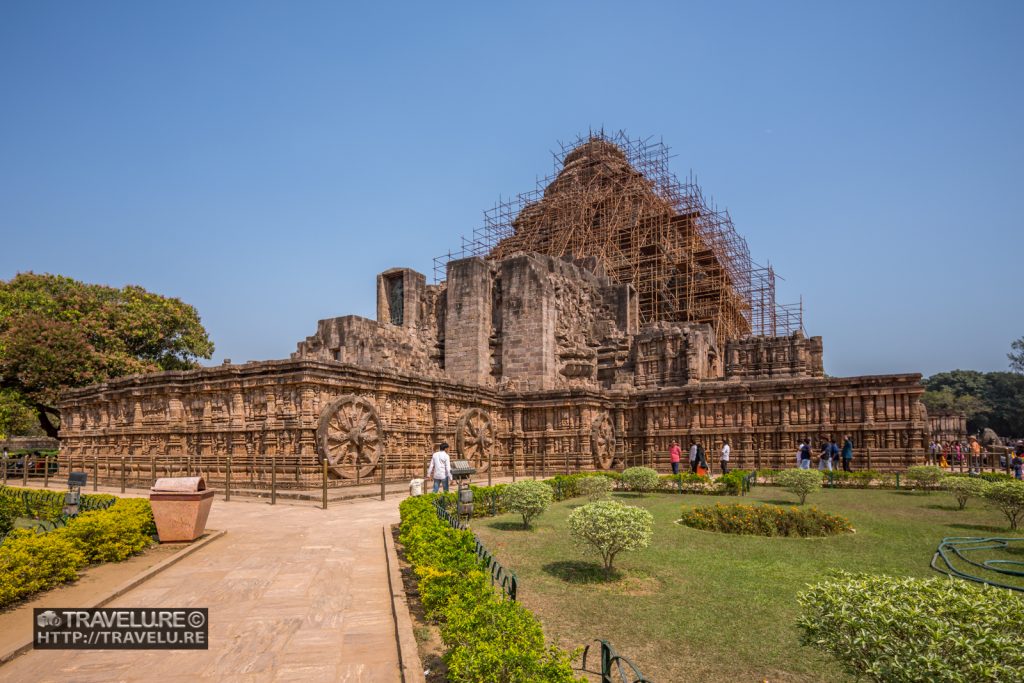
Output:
[[947, 523, 1008, 533], [761, 498, 800, 506], [542, 560, 621, 584], [923, 503, 961, 511], [486, 520, 530, 531]]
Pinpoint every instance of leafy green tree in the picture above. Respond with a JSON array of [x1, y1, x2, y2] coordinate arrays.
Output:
[[984, 480, 1024, 530], [922, 370, 1024, 436], [504, 480, 554, 528], [776, 469, 823, 505], [621, 466, 660, 496], [0, 388, 42, 439], [567, 500, 653, 576], [0, 273, 214, 437], [1010, 336, 1024, 373]]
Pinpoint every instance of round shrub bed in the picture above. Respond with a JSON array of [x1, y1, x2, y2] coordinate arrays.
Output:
[[679, 503, 853, 537]]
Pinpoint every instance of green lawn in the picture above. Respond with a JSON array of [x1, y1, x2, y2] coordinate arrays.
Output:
[[471, 486, 1024, 682]]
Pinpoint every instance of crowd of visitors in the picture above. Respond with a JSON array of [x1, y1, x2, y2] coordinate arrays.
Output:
[[663, 435, 1024, 479]]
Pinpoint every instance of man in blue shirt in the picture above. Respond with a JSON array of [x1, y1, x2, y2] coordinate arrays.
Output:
[[841, 435, 854, 472]]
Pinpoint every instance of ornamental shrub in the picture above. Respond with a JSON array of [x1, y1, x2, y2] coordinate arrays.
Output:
[[504, 481, 554, 528], [567, 501, 653, 576], [0, 529, 86, 606], [397, 495, 580, 682], [798, 572, 1024, 682], [717, 470, 749, 496], [984, 480, 1024, 530], [0, 495, 152, 609], [578, 476, 614, 501], [620, 467, 660, 497], [979, 471, 1015, 482], [441, 594, 580, 683], [943, 476, 990, 510], [905, 465, 945, 491], [679, 503, 852, 537], [775, 469, 822, 505], [61, 498, 156, 563]]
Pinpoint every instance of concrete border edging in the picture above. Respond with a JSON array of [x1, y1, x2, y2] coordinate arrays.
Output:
[[0, 529, 226, 667], [383, 524, 426, 683]]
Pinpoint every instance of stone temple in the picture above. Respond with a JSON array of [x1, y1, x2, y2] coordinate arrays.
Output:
[[58, 133, 926, 481]]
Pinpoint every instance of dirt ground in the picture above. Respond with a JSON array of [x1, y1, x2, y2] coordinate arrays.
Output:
[[0, 541, 184, 651]]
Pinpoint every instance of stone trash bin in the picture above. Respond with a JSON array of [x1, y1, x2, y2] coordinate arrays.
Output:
[[409, 478, 424, 496], [149, 476, 215, 542]]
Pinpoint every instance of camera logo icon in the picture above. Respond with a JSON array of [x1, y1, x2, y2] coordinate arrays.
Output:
[[36, 610, 61, 628]]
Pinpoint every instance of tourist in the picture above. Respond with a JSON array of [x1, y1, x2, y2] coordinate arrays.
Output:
[[799, 439, 812, 469], [969, 436, 982, 475], [670, 440, 682, 475], [689, 441, 699, 474], [1012, 445, 1023, 481], [928, 440, 941, 466], [841, 435, 853, 472], [695, 442, 709, 476], [427, 442, 452, 493], [818, 440, 832, 471], [953, 441, 963, 466], [720, 439, 730, 474], [938, 445, 948, 469]]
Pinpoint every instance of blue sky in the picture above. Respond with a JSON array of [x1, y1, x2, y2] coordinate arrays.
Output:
[[1, 1, 1021, 378]]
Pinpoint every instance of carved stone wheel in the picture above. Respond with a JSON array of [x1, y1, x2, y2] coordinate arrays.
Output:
[[456, 408, 495, 472], [591, 414, 617, 470], [316, 395, 383, 479]]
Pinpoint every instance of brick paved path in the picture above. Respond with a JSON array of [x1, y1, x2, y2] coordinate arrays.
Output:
[[0, 496, 403, 683]]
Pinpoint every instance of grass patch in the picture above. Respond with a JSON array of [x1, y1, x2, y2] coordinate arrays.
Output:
[[471, 487, 1024, 682]]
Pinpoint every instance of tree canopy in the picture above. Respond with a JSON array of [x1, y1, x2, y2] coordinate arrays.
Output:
[[1011, 336, 1024, 374], [0, 273, 214, 437], [922, 368, 1024, 438]]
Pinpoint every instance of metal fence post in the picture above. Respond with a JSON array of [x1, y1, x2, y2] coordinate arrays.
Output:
[[866, 447, 872, 471], [895, 472, 900, 489], [225, 456, 232, 501], [322, 459, 328, 510], [150, 456, 156, 485], [2, 458, 6, 485], [93, 458, 98, 492], [380, 454, 387, 502], [271, 455, 277, 505], [44, 456, 50, 488], [22, 456, 28, 486], [120, 456, 126, 493], [488, 449, 493, 487]]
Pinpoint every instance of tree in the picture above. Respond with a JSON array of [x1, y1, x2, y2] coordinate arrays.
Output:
[[943, 476, 989, 510], [922, 370, 1024, 437], [776, 469, 823, 505], [621, 466, 660, 496], [0, 273, 214, 437], [1010, 337, 1024, 374], [984, 480, 1024, 531], [504, 480, 553, 528], [578, 475, 614, 501], [567, 501, 653, 576]]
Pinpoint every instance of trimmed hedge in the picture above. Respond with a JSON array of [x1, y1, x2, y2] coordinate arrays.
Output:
[[798, 572, 1024, 682], [0, 497, 156, 608], [679, 503, 853, 537], [0, 485, 117, 534], [398, 495, 581, 682]]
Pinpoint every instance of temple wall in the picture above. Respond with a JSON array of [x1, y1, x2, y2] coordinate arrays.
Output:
[[59, 359, 925, 475]]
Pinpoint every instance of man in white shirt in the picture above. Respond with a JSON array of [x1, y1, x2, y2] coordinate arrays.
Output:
[[689, 442, 699, 473], [428, 442, 452, 493], [720, 439, 731, 474]]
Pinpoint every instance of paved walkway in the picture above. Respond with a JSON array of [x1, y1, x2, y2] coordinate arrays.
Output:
[[0, 495, 404, 683]]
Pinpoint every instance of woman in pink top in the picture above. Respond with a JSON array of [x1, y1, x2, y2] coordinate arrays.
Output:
[[670, 441, 682, 475]]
